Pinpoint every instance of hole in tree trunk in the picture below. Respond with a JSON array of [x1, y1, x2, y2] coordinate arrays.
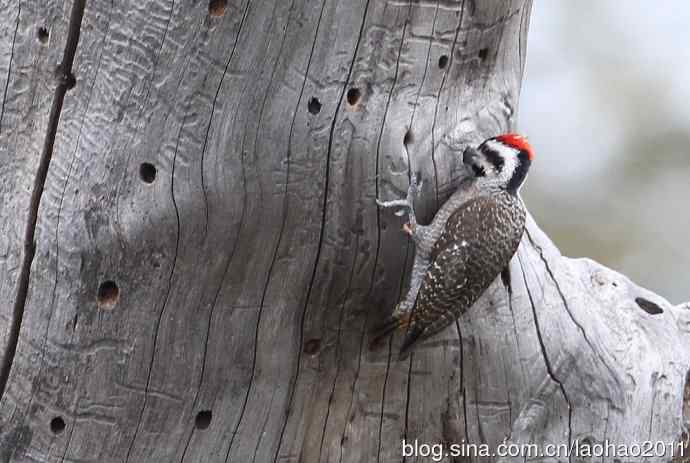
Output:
[[209, 0, 226, 17], [97, 281, 120, 309], [37, 27, 49, 44], [478, 48, 489, 61], [438, 54, 448, 69], [308, 97, 321, 115], [346, 87, 361, 106], [303, 338, 321, 355], [635, 297, 663, 315], [403, 129, 413, 146], [195, 410, 212, 429], [139, 162, 157, 183], [50, 416, 65, 434]]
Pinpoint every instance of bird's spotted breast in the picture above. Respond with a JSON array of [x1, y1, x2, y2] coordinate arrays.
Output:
[[410, 191, 526, 338]]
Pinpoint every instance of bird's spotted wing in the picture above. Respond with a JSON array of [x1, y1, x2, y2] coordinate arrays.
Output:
[[401, 194, 525, 354]]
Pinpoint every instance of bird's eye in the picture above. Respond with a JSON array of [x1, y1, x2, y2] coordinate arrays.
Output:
[[471, 164, 486, 177]]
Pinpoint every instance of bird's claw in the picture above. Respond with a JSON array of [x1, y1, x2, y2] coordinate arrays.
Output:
[[376, 173, 422, 210], [376, 173, 422, 234], [376, 198, 411, 210]]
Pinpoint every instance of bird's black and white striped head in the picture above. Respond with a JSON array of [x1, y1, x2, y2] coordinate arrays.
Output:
[[463, 133, 534, 195]]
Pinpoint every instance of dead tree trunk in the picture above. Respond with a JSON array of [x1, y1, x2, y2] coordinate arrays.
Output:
[[0, 0, 688, 462]]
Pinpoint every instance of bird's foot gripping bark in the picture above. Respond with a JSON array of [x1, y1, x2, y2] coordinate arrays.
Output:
[[376, 174, 422, 235]]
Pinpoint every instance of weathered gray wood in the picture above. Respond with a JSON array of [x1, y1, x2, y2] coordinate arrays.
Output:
[[1, 0, 689, 462]]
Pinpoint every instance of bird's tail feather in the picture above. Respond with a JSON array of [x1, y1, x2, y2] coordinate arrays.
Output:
[[398, 325, 424, 359]]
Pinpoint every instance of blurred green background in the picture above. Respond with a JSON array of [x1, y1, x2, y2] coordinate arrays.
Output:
[[519, 1, 690, 303]]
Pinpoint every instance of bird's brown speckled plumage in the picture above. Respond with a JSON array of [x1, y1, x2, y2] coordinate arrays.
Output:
[[401, 191, 525, 351]]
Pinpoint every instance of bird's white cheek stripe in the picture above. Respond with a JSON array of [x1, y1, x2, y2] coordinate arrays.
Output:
[[484, 140, 519, 182]]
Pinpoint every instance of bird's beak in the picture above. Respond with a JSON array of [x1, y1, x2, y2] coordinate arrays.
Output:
[[462, 146, 480, 166]]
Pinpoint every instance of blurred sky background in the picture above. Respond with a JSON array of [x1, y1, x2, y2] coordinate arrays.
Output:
[[519, 1, 690, 303]]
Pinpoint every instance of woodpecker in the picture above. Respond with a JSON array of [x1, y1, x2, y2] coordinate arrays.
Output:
[[375, 133, 533, 355]]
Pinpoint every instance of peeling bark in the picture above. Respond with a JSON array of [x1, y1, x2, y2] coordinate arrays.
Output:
[[0, 0, 687, 462]]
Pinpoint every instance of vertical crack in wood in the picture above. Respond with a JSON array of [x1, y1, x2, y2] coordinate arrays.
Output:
[[124, 105, 185, 463], [123, 12, 223, 443], [455, 319, 470, 461], [473, 338, 486, 445], [0, 0, 87, 401], [298, 0, 370, 342], [517, 1, 530, 80], [26, 8, 114, 458], [517, 252, 573, 463], [329, 254, 361, 460], [525, 228, 625, 407], [680, 371, 690, 460], [402, 352, 414, 462], [198, 0, 239, 241], [429, 0, 465, 207], [506, 274, 528, 386], [458, 320, 470, 454], [317, 239, 359, 462], [0, 4, 19, 136], [270, 0, 329, 459], [252, 391, 277, 463], [223, 2, 297, 459], [273, 2, 372, 461], [399, 102, 414, 463], [376, 335, 393, 463], [336, 314, 368, 463], [370, 5, 412, 458], [180, 3, 253, 457], [406, 1, 439, 147]]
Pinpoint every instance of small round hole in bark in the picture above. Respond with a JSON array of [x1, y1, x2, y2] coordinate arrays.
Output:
[[403, 129, 413, 146], [346, 87, 361, 106], [195, 410, 212, 429], [308, 97, 321, 115], [37, 27, 49, 44], [635, 297, 663, 315], [209, 0, 226, 16], [97, 281, 119, 309], [50, 416, 65, 434], [139, 163, 157, 183], [478, 48, 489, 61], [438, 54, 448, 69], [303, 338, 321, 355]]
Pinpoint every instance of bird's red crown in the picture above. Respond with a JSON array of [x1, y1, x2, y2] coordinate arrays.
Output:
[[495, 133, 534, 160]]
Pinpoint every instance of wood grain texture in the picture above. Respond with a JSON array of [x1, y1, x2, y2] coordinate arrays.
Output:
[[1, 0, 688, 462]]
